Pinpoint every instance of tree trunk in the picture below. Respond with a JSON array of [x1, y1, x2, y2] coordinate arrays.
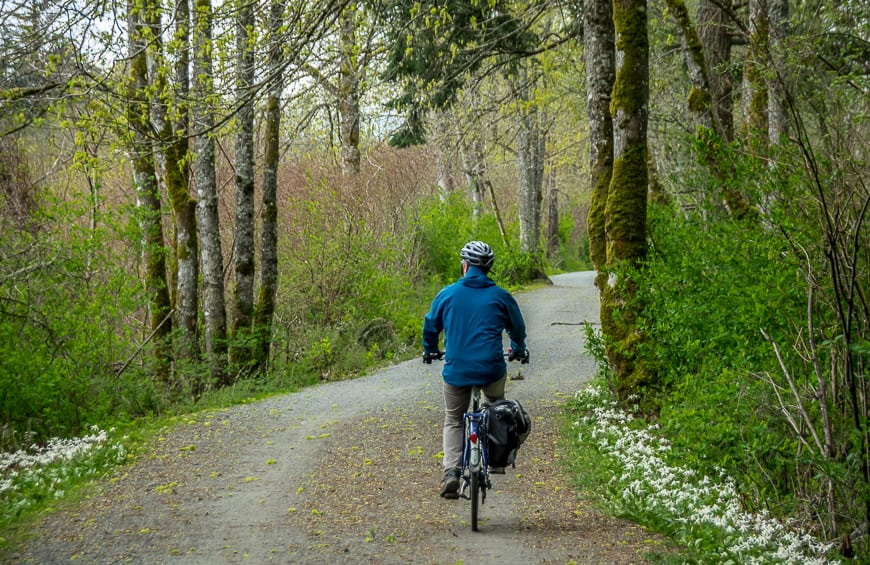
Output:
[[546, 188, 559, 260], [664, 0, 717, 134], [697, 0, 734, 140], [515, 68, 546, 256], [432, 111, 456, 194], [193, 0, 228, 390], [126, 0, 172, 382], [606, 0, 650, 401], [164, 0, 199, 364], [230, 0, 256, 372], [338, 4, 361, 175], [767, 0, 788, 144], [584, 0, 615, 291], [742, 0, 769, 145], [253, 0, 285, 373], [459, 129, 486, 220]]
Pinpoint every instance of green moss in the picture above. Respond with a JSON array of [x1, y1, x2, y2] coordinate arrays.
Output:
[[611, 1, 649, 118], [587, 155, 611, 275], [606, 145, 648, 262], [687, 85, 711, 113]]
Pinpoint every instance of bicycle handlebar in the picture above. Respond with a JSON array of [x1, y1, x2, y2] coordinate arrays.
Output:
[[422, 349, 529, 364]]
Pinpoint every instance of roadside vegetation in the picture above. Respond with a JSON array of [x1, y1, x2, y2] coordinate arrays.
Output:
[[1, 0, 867, 560]]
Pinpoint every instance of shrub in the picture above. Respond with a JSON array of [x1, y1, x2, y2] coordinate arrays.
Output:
[[0, 212, 143, 447], [635, 202, 808, 507]]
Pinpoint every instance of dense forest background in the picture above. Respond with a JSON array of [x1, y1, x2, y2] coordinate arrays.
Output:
[[0, 0, 867, 559]]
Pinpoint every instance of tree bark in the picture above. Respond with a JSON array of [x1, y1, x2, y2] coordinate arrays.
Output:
[[697, 0, 734, 140], [193, 0, 228, 389], [663, 0, 718, 135], [253, 0, 286, 373], [606, 0, 650, 400], [126, 0, 172, 382], [230, 0, 256, 371], [338, 4, 361, 175], [515, 67, 546, 256], [584, 0, 615, 291], [432, 111, 457, 194], [767, 0, 788, 144], [743, 0, 769, 145], [141, 0, 197, 367], [164, 0, 200, 364], [546, 187, 559, 260]]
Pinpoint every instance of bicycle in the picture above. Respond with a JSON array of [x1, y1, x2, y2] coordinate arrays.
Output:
[[425, 349, 529, 531], [459, 384, 490, 531]]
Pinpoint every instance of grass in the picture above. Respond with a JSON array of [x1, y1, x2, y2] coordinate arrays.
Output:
[[563, 380, 841, 565]]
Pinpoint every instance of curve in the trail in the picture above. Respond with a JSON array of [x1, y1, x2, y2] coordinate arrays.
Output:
[[10, 272, 666, 564]]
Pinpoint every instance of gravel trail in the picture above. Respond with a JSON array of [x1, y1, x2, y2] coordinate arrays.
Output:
[[9, 272, 671, 564]]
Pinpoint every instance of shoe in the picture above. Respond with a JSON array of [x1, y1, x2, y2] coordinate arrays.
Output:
[[490, 466, 505, 474], [440, 467, 460, 499]]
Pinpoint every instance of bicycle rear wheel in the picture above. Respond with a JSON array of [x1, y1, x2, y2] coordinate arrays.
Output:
[[470, 470, 479, 531]]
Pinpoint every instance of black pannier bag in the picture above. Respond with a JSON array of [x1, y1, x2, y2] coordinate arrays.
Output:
[[485, 399, 531, 468]]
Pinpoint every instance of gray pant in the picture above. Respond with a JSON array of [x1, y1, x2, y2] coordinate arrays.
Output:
[[442, 377, 506, 471]]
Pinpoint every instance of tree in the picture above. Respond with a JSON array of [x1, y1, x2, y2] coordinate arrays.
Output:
[[337, 3, 362, 175], [603, 0, 650, 400], [192, 0, 228, 389], [252, 0, 287, 373], [697, 0, 734, 140], [230, 0, 257, 371], [161, 0, 201, 366], [126, 0, 173, 382], [584, 0, 615, 292], [514, 62, 547, 256]]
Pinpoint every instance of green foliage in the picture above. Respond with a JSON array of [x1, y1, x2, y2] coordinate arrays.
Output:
[[271, 180, 430, 381], [0, 207, 144, 447], [0, 427, 128, 534], [380, 0, 540, 143], [413, 190, 539, 287], [632, 201, 814, 511]]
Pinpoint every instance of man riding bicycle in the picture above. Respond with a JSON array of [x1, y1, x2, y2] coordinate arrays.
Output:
[[422, 241, 529, 499]]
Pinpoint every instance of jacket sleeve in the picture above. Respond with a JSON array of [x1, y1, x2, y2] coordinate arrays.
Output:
[[504, 294, 527, 351], [422, 293, 444, 353]]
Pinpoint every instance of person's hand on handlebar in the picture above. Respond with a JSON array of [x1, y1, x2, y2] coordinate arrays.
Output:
[[423, 350, 444, 364], [508, 348, 530, 364]]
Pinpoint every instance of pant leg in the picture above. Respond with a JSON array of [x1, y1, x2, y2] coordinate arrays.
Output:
[[481, 376, 506, 405], [442, 383, 470, 470]]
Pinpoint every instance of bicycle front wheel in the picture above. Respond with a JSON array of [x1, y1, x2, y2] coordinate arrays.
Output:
[[470, 470, 480, 531]]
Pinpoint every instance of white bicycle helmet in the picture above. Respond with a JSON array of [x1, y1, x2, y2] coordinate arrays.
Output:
[[460, 240, 495, 271]]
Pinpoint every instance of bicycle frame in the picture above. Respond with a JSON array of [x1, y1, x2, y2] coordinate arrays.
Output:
[[458, 387, 491, 526]]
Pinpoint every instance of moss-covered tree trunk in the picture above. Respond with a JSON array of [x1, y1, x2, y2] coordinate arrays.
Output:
[[252, 0, 285, 373], [606, 0, 650, 401], [230, 0, 256, 372], [584, 0, 615, 292], [663, 0, 717, 134], [193, 0, 228, 390], [126, 0, 172, 382], [162, 0, 200, 365], [667, 0, 756, 219]]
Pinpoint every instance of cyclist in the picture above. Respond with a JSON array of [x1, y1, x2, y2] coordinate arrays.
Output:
[[422, 240, 529, 499]]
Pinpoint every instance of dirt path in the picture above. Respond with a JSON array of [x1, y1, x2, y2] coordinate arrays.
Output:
[[8, 272, 671, 564]]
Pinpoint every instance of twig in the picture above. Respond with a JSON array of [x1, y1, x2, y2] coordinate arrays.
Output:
[[114, 309, 175, 378]]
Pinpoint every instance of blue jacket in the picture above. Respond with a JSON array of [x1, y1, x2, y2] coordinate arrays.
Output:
[[422, 266, 527, 386]]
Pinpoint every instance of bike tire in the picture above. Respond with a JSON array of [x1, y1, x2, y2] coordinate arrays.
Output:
[[470, 470, 480, 531]]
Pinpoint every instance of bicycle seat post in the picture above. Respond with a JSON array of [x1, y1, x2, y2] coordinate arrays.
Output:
[[471, 386, 481, 412]]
